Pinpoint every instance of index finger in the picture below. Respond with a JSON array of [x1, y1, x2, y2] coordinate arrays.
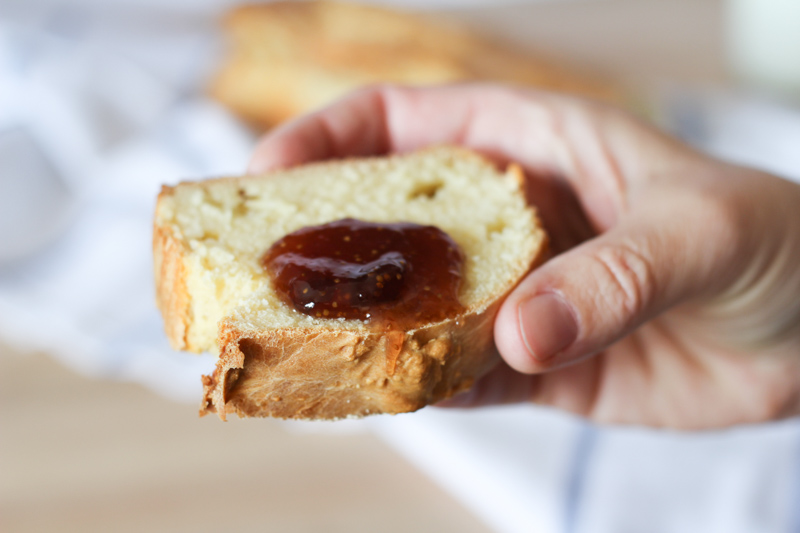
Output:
[[248, 86, 393, 173], [248, 83, 580, 174]]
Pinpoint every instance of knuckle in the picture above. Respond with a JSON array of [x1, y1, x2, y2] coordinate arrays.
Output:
[[588, 241, 655, 323]]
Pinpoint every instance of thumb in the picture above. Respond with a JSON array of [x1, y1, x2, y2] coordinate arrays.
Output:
[[494, 198, 738, 373]]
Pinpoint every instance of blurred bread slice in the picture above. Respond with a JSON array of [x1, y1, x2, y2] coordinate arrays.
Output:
[[210, 0, 622, 129], [154, 147, 546, 420]]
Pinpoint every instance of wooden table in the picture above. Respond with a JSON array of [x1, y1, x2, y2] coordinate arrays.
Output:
[[0, 348, 490, 533], [0, 1, 725, 531]]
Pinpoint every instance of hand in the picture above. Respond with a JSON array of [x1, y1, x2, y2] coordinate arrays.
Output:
[[249, 84, 800, 429]]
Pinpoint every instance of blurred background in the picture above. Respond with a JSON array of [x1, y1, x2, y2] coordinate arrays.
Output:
[[2, 0, 800, 532]]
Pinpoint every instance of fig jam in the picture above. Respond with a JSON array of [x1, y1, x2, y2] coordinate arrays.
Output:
[[262, 219, 465, 327]]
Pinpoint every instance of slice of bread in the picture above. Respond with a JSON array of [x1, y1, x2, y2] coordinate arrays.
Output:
[[154, 147, 546, 420]]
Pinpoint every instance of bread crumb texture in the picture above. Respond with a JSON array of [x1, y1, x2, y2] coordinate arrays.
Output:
[[154, 147, 546, 419]]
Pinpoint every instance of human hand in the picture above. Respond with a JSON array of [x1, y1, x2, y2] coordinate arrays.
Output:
[[249, 84, 800, 429]]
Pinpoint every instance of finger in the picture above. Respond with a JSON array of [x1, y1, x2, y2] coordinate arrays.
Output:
[[435, 362, 540, 408], [495, 192, 742, 373], [435, 357, 603, 417], [248, 86, 391, 173]]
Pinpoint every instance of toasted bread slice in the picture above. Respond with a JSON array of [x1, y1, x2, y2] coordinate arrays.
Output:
[[154, 147, 546, 419]]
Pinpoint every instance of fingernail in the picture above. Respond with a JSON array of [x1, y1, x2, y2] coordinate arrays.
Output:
[[518, 293, 578, 362]]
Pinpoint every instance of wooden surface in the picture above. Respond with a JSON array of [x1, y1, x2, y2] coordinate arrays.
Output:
[[0, 1, 725, 532], [0, 348, 490, 533]]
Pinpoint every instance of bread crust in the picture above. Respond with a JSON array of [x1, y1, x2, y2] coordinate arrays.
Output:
[[153, 186, 191, 351]]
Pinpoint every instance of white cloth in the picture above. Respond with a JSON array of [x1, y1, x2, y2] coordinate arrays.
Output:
[[1, 3, 799, 533]]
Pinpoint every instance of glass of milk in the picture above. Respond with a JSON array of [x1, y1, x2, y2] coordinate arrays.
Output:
[[727, 0, 800, 100]]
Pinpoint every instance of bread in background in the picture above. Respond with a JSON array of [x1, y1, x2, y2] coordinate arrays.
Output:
[[210, 1, 622, 129]]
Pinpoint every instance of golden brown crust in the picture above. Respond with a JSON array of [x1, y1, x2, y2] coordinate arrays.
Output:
[[201, 301, 504, 421], [153, 186, 190, 351], [209, 1, 623, 130]]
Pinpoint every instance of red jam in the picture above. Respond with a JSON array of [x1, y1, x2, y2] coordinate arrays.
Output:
[[262, 218, 465, 327]]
